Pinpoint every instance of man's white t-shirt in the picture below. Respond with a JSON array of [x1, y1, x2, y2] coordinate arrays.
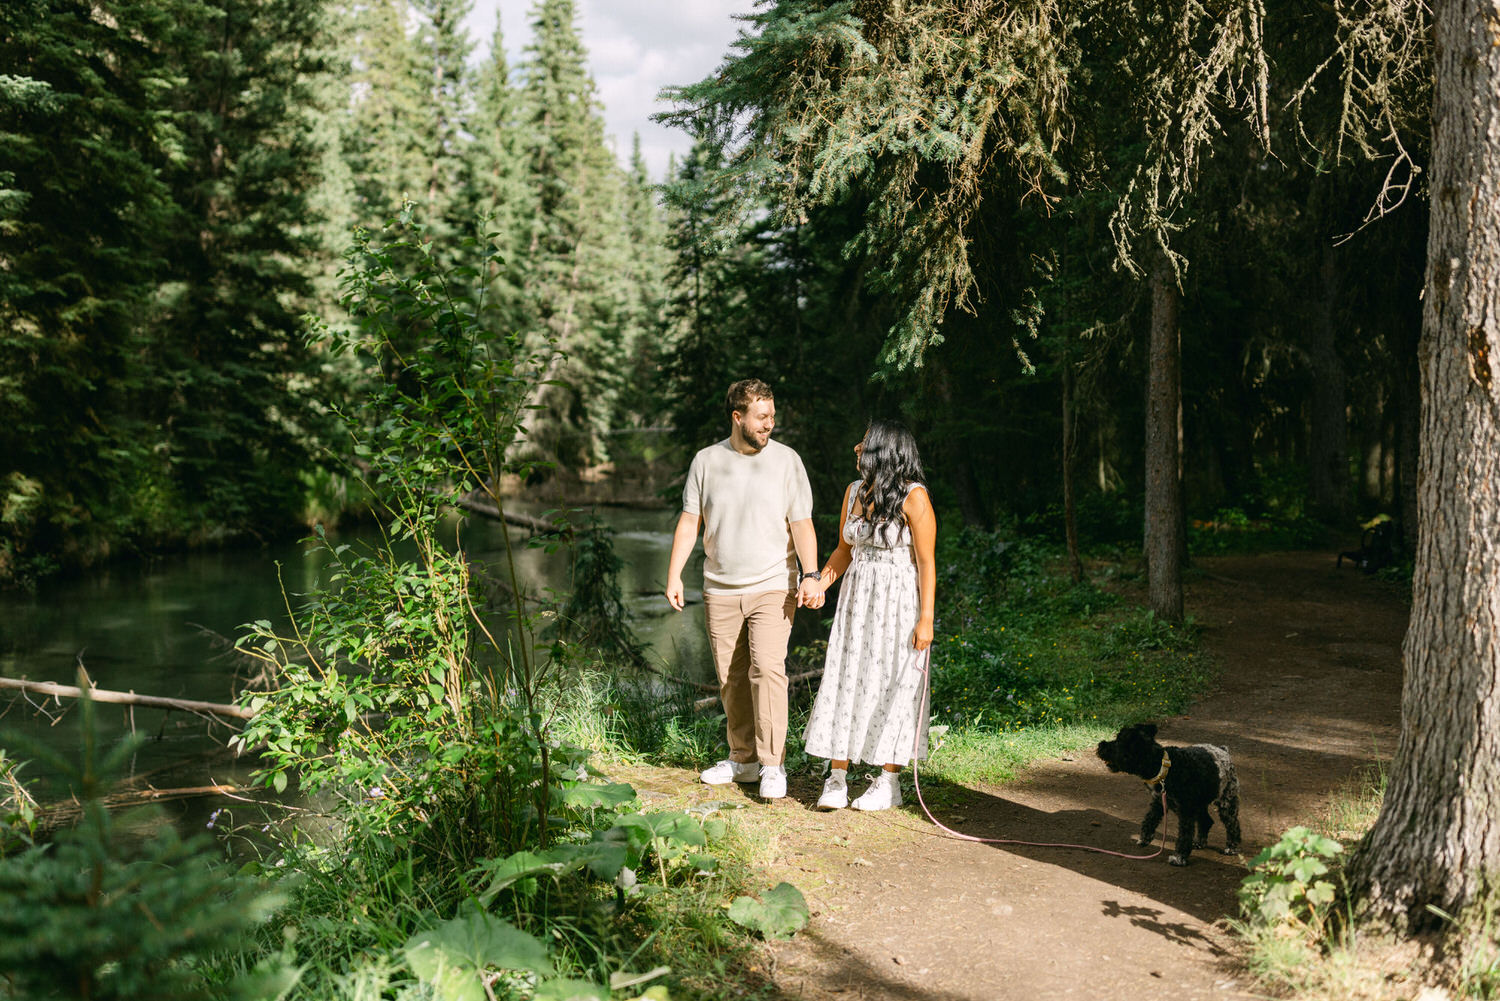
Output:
[[682, 437, 814, 595]]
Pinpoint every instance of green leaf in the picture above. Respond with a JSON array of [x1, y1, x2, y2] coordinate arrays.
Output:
[[403, 911, 552, 1001], [727, 882, 809, 939], [474, 843, 629, 904], [271, 771, 288, 794], [552, 782, 636, 810], [533, 978, 609, 1001], [611, 811, 707, 847]]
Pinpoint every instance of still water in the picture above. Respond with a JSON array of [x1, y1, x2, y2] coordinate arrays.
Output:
[[0, 504, 713, 801]]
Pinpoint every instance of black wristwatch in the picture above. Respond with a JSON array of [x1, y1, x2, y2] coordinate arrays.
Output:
[[799, 571, 821, 583]]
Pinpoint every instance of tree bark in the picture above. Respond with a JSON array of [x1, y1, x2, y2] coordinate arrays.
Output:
[[1393, 315, 1422, 555], [1144, 248, 1185, 623], [1308, 243, 1350, 521], [1348, 0, 1500, 929]]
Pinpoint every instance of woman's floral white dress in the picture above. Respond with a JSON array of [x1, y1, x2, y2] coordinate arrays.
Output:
[[803, 483, 929, 765]]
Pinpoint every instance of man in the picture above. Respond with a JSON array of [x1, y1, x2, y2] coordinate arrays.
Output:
[[665, 379, 822, 799]]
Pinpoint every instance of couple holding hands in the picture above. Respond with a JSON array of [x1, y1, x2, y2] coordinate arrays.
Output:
[[664, 379, 936, 812]]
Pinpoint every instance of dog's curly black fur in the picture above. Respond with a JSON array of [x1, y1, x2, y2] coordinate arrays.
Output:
[[1096, 723, 1241, 866]]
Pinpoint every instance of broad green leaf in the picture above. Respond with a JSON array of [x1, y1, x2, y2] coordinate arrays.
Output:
[[474, 843, 629, 904], [611, 811, 707, 847], [552, 782, 636, 810], [402, 911, 552, 1000], [533, 978, 609, 1001], [727, 882, 809, 939]]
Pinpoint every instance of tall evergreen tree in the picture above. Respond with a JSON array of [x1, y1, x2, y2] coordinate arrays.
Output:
[[411, 0, 477, 257], [1, 0, 197, 570], [469, 12, 533, 335], [345, 0, 431, 229], [150, 0, 334, 527], [516, 0, 630, 465]]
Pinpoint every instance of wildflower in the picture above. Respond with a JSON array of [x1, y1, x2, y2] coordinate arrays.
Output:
[[206, 808, 223, 829], [368, 786, 385, 799]]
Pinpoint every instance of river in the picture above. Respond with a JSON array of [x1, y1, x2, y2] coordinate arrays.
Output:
[[0, 503, 714, 804]]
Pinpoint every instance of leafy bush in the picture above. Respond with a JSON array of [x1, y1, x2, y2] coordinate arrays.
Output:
[[1238, 826, 1344, 931]]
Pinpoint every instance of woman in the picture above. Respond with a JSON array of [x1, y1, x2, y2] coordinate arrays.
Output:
[[802, 420, 936, 811]]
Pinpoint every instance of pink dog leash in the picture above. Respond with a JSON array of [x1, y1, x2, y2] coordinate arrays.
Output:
[[908, 648, 1169, 859]]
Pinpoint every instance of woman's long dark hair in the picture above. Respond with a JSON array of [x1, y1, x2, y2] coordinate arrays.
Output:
[[855, 420, 925, 529]]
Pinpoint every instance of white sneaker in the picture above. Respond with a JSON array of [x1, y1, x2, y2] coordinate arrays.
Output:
[[817, 769, 848, 810], [758, 765, 787, 799], [852, 771, 903, 811], [700, 759, 760, 785]]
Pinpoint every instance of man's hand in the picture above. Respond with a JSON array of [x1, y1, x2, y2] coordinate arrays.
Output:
[[666, 574, 686, 611], [797, 577, 824, 609]]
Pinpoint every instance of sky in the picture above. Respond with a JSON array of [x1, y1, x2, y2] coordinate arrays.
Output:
[[462, 0, 755, 181]]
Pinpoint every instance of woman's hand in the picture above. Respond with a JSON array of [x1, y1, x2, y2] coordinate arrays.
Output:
[[911, 618, 933, 651], [797, 576, 825, 609]]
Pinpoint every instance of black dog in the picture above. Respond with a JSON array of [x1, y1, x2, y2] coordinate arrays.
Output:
[[1096, 723, 1241, 866]]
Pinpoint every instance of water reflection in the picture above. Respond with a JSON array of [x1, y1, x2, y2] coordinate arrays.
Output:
[[0, 504, 713, 799]]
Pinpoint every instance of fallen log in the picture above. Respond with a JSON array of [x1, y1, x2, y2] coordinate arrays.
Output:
[[452, 490, 560, 535], [0, 677, 253, 721], [32, 784, 244, 834], [347, 457, 557, 535], [692, 667, 824, 711]]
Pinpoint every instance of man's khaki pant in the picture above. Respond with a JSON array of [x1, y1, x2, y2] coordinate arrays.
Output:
[[704, 589, 796, 766]]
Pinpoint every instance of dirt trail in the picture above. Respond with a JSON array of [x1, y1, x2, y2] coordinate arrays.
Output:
[[666, 551, 1409, 1000]]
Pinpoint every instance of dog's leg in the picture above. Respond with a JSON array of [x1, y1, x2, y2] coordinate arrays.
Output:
[[1194, 807, 1214, 849], [1217, 770, 1242, 855], [1137, 794, 1164, 847], [1217, 798, 1242, 855], [1170, 815, 1196, 866]]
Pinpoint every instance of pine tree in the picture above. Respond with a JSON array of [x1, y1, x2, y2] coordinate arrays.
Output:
[[411, 0, 477, 258], [469, 11, 535, 340], [345, 0, 431, 229], [515, 0, 630, 465], [149, 0, 335, 527], [0, 0, 196, 568], [613, 136, 674, 432]]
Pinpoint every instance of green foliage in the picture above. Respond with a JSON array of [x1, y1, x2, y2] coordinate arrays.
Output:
[[233, 213, 566, 867], [402, 908, 555, 1001], [926, 530, 1211, 733], [0, 684, 281, 1000], [0, 746, 36, 853], [727, 883, 810, 940], [213, 214, 779, 1001], [1428, 900, 1500, 1000], [1239, 826, 1345, 931]]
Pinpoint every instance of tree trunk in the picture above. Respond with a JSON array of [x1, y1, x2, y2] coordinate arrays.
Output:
[[1144, 249, 1184, 623], [1308, 243, 1350, 521], [1393, 315, 1422, 555], [1062, 357, 1084, 583], [1348, 0, 1500, 929]]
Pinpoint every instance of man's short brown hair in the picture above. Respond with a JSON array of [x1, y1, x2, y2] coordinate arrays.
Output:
[[726, 378, 774, 421]]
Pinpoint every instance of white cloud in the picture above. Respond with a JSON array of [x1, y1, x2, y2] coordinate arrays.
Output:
[[463, 0, 754, 180]]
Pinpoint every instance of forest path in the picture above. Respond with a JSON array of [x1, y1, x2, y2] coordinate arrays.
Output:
[[654, 550, 1409, 1000]]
